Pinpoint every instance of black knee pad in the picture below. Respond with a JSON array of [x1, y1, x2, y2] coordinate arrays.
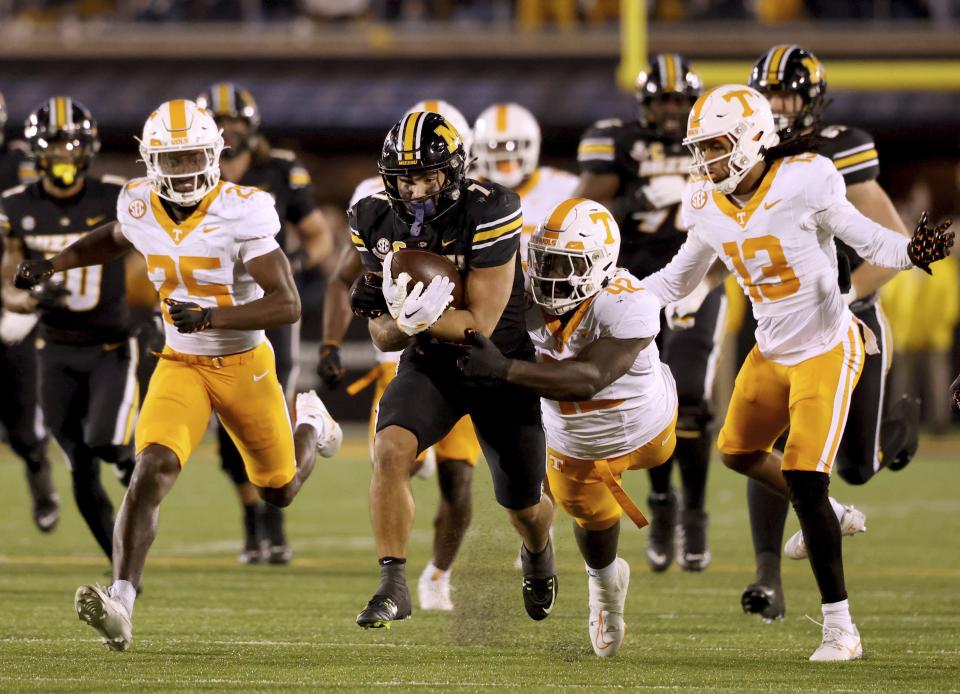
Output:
[[783, 470, 830, 513]]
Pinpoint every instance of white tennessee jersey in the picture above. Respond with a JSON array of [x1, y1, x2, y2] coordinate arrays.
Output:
[[516, 167, 579, 266], [643, 154, 911, 365], [528, 269, 677, 460], [349, 176, 399, 364], [117, 178, 281, 356]]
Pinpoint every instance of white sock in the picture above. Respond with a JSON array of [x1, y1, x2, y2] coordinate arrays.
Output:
[[586, 558, 618, 582], [424, 561, 450, 582], [109, 580, 136, 616], [828, 497, 846, 523], [822, 599, 854, 631]]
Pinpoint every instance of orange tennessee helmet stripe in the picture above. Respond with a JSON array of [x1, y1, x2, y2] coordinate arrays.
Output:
[[546, 198, 588, 230], [422, 100, 439, 113], [169, 99, 188, 133], [496, 104, 508, 132], [688, 86, 719, 126]]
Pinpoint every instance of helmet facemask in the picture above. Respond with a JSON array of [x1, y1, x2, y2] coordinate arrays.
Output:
[[476, 137, 538, 189], [141, 143, 223, 206], [685, 128, 758, 195], [528, 244, 613, 315]]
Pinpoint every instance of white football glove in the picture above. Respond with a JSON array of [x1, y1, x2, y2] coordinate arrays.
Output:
[[0, 311, 39, 345], [396, 276, 454, 336], [664, 281, 710, 331], [642, 175, 686, 209], [381, 251, 412, 319]]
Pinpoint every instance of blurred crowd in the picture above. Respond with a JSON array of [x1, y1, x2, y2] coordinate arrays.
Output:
[[1, 0, 959, 24]]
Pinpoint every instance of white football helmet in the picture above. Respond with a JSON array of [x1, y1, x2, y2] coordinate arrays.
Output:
[[528, 198, 620, 315], [404, 99, 473, 163], [473, 103, 541, 189], [682, 85, 779, 195], [138, 99, 224, 206]]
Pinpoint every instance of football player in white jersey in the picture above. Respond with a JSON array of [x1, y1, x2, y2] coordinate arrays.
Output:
[[15, 99, 343, 651], [640, 85, 953, 661], [318, 99, 482, 612], [472, 103, 578, 271], [457, 198, 678, 657]]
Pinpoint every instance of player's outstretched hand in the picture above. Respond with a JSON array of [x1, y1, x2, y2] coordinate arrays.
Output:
[[350, 272, 387, 319], [164, 298, 212, 334], [950, 372, 960, 414], [32, 281, 71, 311], [396, 276, 453, 336], [14, 259, 55, 289], [456, 329, 510, 381], [908, 211, 954, 274], [317, 342, 346, 390]]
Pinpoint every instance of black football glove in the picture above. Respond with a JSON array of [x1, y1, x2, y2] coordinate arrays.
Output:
[[31, 281, 71, 311], [164, 298, 212, 334], [317, 342, 346, 390], [950, 372, 960, 414], [907, 211, 954, 275], [14, 259, 55, 289], [350, 272, 388, 319], [456, 329, 511, 381]]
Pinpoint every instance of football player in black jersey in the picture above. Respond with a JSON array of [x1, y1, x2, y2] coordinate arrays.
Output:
[[0, 91, 57, 532], [575, 55, 720, 573], [0, 97, 135, 561], [740, 45, 920, 621], [196, 82, 334, 565], [349, 112, 555, 628]]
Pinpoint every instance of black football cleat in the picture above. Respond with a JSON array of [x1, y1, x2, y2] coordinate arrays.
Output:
[[521, 575, 558, 621], [886, 395, 921, 472], [646, 489, 678, 572], [356, 589, 411, 629], [25, 463, 59, 533], [677, 509, 711, 572], [741, 581, 785, 622]]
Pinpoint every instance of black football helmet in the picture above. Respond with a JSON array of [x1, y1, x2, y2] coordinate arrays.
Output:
[[24, 96, 100, 188], [378, 111, 467, 226], [196, 82, 261, 159], [635, 53, 703, 137], [749, 45, 827, 143]]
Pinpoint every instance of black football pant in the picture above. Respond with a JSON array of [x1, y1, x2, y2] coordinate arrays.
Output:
[[647, 286, 727, 511], [0, 335, 49, 474], [747, 302, 896, 568], [38, 338, 138, 560]]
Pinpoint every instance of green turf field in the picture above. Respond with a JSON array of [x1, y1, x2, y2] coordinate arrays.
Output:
[[1, 429, 958, 692]]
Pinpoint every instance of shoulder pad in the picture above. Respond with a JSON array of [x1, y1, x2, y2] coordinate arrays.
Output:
[[269, 148, 297, 162], [1, 184, 27, 199], [122, 177, 151, 195]]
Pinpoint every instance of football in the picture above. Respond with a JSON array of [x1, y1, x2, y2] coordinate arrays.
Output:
[[391, 248, 465, 308]]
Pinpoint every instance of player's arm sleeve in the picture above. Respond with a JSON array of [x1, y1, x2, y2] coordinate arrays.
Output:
[[470, 191, 523, 268], [597, 289, 661, 341], [640, 227, 717, 306], [285, 160, 317, 225], [810, 165, 912, 270], [347, 202, 380, 273], [236, 192, 282, 242], [576, 123, 620, 174], [830, 128, 880, 186]]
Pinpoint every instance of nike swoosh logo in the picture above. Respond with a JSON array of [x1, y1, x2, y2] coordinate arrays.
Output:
[[252, 370, 270, 382], [594, 612, 616, 650], [202, 225, 219, 233], [848, 640, 861, 657], [86, 215, 106, 226], [403, 310, 418, 319], [441, 239, 455, 249], [764, 199, 782, 210]]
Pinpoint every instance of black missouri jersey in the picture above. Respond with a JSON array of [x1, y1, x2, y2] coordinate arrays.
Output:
[[813, 124, 881, 277], [349, 179, 528, 354], [0, 143, 37, 193], [577, 118, 692, 278], [236, 149, 316, 253], [0, 176, 129, 344]]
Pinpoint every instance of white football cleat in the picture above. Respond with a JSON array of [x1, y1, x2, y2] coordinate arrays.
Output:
[[296, 391, 342, 458], [785, 504, 866, 560], [414, 447, 437, 480], [74, 584, 132, 652], [417, 563, 453, 611], [587, 557, 630, 657], [809, 620, 863, 662]]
